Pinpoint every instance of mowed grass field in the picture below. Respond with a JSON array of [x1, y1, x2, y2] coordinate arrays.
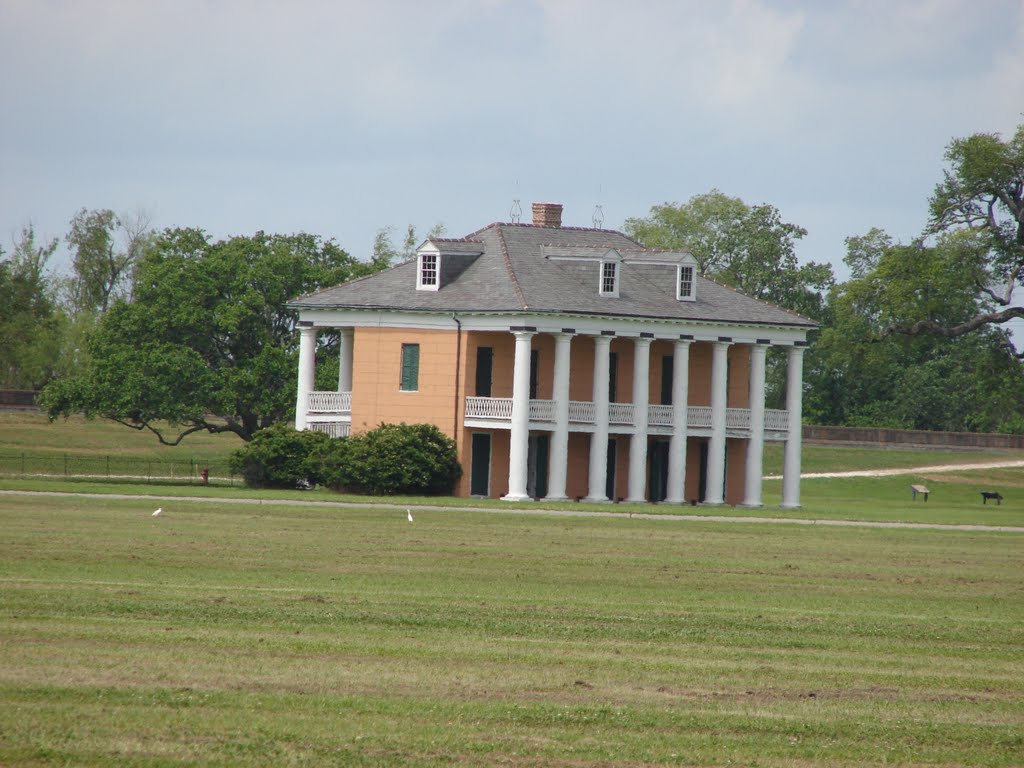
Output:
[[1, 490, 1022, 766]]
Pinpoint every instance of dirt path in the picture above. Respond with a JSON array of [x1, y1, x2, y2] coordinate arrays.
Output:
[[764, 458, 1024, 480]]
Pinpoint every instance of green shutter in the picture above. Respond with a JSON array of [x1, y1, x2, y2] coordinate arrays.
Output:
[[400, 344, 420, 391]]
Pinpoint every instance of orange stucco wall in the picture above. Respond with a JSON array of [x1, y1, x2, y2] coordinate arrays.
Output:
[[350, 328, 762, 504]]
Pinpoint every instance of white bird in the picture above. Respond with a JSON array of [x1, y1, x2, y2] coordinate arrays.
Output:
[[152, 507, 163, 517], [406, 509, 413, 523]]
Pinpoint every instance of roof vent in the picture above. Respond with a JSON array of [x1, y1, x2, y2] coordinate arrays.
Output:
[[532, 202, 563, 228]]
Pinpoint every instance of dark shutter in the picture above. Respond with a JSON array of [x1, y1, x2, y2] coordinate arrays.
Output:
[[400, 344, 420, 391]]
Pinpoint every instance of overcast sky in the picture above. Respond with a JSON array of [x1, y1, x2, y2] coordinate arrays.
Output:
[[2, 0, 1022, 284]]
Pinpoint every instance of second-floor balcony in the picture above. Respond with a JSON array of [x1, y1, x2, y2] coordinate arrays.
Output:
[[301, 391, 790, 440], [463, 396, 790, 438]]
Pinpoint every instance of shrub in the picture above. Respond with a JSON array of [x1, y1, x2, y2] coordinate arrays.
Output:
[[322, 422, 462, 496], [229, 424, 331, 489]]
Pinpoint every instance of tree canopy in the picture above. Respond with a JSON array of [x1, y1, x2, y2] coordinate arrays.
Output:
[[883, 123, 1024, 340], [40, 229, 377, 444], [624, 190, 833, 320], [0, 225, 63, 388]]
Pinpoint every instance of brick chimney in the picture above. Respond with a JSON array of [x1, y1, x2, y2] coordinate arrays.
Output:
[[532, 202, 563, 228]]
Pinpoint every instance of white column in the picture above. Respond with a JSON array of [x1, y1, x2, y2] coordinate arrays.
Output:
[[503, 330, 535, 502], [294, 326, 317, 430], [742, 343, 768, 507], [584, 334, 613, 502], [545, 331, 574, 501], [704, 339, 731, 505], [626, 336, 652, 503], [665, 338, 691, 504], [781, 345, 806, 509], [337, 328, 354, 392]]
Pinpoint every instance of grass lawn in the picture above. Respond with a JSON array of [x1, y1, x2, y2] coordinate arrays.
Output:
[[1, 492, 1022, 766]]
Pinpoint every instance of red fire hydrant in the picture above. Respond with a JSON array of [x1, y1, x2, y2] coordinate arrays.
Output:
[[201, 467, 209, 485]]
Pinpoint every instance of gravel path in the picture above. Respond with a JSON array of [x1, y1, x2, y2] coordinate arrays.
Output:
[[3, 489, 1022, 534], [765, 458, 1024, 480]]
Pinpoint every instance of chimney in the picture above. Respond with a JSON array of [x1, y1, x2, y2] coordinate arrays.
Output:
[[532, 202, 563, 228]]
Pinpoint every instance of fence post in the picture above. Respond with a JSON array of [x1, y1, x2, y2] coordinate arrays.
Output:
[[64, 453, 68, 478], [21, 452, 25, 478]]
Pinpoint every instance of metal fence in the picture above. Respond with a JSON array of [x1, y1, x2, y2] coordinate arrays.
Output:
[[0, 453, 238, 485]]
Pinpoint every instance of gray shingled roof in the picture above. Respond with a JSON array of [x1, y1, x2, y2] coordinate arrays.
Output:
[[289, 222, 817, 328]]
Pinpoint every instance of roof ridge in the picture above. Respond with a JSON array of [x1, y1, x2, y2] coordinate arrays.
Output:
[[495, 225, 528, 310], [464, 221, 634, 239]]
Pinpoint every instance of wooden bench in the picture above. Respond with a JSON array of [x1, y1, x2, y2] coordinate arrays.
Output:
[[911, 484, 930, 502]]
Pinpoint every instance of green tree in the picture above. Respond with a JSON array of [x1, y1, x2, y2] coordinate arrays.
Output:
[[625, 190, 833, 319], [884, 123, 1024, 339], [64, 208, 153, 314], [803, 230, 1024, 431], [0, 225, 63, 388], [40, 229, 379, 444], [371, 222, 447, 266]]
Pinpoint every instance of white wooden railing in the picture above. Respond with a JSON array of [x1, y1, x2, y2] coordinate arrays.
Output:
[[609, 402, 635, 424], [647, 404, 674, 427], [307, 391, 351, 414], [687, 406, 712, 429], [765, 409, 789, 432], [530, 399, 555, 422], [568, 400, 595, 424], [307, 421, 350, 438], [464, 397, 789, 434]]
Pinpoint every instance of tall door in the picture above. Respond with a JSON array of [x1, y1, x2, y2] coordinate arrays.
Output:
[[470, 433, 491, 496], [527, 434, 549, 498], [606, 438, 617, 501], [649, 441, 669, 502], [698, 441, 708, 503], [475, 347, 493, 397]]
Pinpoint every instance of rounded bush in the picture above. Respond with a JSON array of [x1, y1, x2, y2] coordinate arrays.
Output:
[[319, 422, 462, 496], [229, 424, 331, 489]]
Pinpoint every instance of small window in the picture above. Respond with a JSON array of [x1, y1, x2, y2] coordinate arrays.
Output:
[[417, 253, 439, 290], [400, 343, 420, 391], [600, 261, 619, 296], [677, 264, 695, 301]]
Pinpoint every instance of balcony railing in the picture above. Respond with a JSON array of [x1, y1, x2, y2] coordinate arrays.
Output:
[[307, 391, 351, 414], [464, 396, 789, 434]]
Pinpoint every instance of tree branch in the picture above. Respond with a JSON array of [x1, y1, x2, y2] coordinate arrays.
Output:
[[883, 305, 1024, 339]]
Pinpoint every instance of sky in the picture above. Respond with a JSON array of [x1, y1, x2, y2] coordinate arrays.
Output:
[[2, 0, 1022, 289]]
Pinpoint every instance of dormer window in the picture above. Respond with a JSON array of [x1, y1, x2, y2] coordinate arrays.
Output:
[[676, 263, 696, 301], [417, 252, 439, 291], [600, 261, 619, 297]]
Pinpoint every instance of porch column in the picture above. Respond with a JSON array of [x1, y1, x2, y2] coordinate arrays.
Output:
[[584, 333, 613, 502], [545, 330, 574, 501], [704, 339, 731, 506], [294, 325, 317, 430], [626, 335, 653, 503], [337, 328, 354, 392], [781, 344, 806, 509], [665, 337, 691, 504], [502, 329, 535, 502], [742, 342, 768, 507]]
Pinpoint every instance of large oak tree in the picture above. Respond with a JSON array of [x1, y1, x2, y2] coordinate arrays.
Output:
[[40, 229, 377, 444]]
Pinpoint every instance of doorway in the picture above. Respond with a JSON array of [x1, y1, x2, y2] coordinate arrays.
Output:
[[470, 433, 491, 496]]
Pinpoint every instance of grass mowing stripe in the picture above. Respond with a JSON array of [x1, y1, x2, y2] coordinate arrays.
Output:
[[1, 493, 1022, 766]]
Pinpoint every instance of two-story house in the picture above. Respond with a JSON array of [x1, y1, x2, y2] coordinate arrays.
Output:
[[287, 203, 815, 506]]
